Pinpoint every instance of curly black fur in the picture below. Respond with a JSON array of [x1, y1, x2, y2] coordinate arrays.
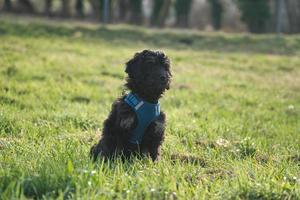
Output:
[[90, 50, 171, 161]]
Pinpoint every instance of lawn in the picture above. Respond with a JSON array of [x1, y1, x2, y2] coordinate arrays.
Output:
[[0, 15, 299, 199]]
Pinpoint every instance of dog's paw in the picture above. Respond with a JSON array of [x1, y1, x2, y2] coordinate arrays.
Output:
[[120, 117, 135, 129]]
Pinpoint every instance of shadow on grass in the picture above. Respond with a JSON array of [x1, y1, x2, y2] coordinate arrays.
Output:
[[0, 20, 299, 55]]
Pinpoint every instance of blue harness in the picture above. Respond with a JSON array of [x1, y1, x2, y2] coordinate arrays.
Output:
[[124, 93, 160, 144]]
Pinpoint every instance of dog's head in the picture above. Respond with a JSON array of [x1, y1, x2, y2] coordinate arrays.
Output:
[[125, 50, 171, 103]]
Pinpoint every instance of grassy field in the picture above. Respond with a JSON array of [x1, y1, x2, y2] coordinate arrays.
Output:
[[0, 15, 299, 199]]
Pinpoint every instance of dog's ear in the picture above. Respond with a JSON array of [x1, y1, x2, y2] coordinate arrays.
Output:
[[125, 59, 134, 75], [125, 52, 141, 76]]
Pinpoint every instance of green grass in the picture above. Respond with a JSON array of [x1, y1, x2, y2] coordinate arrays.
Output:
[[0, 15, 300, 199]]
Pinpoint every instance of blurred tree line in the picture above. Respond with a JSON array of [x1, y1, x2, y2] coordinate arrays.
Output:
[[1, 0, 299, 33]]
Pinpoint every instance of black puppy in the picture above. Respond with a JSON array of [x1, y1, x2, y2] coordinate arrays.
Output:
[[90, 50, 171, 161]]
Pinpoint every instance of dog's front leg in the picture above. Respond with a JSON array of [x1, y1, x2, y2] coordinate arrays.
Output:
[[143, 113, 166, 161], [116, 102, 140, 157], [118, 110, 139, 156]]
